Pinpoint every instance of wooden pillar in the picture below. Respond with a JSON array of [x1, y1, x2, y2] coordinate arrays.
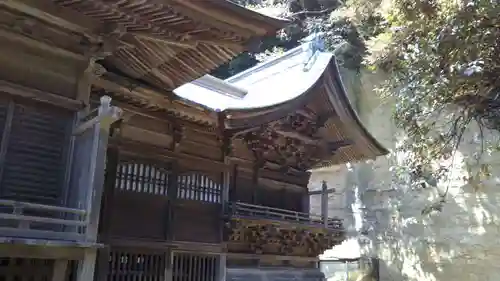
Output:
[[167, 161, 179, 240], [251, 163, 260, 204], [85, 96, 122, 242], [302, 189, 310, 214], [71, 96, 122, 281], [51, 260, 68, 281], [165, 251, 173, 281], [222, 158, 230, 206], [217, 253, 227, 281], [94, 148, 118, 281], [321, 181, 329, 226], [229, 165, 238, 202], [76, 249, 98, 281]]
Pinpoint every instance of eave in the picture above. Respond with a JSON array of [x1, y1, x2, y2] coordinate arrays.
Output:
[[4, 0, 288, 95], [174, 36, 389, 169]]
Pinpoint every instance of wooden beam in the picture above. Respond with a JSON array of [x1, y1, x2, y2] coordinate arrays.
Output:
[[0, 80, 83, 110], [308, 188, 336, 196], [258, 177, 305, 191], [226, 252, 319, 262], [95, 74, 173, 108], [6, 0, 245, 49], [0, 242, 92, 259], [167, 0, 264, 37], [95, 75, 217, 125], [111, 138, 231, 173], [2, 0, 101, 38], [0, 26, 85, 61], [274, 129, 320, 145]]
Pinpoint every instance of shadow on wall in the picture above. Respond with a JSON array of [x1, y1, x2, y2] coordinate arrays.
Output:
[[316, 68, 500, 281], [354, 104, 500, 280]]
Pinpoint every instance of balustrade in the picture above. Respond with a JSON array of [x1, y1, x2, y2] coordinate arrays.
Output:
[[227, 201, 343, 230], [0, 96, 121, 243]]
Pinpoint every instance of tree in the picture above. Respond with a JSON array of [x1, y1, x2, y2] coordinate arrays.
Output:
[[367, 0, 500, 197], [212, 0, 383, 78]]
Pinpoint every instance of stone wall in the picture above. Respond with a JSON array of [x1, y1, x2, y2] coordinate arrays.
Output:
[[310, 69, 500, 281]]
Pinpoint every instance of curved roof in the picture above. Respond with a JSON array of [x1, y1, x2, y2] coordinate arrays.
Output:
[[175, 35, 330, 111], [174, 34, 388, 167]]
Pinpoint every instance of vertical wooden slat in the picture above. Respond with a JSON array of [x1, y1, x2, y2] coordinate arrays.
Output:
[[0, 101, 14, 197]]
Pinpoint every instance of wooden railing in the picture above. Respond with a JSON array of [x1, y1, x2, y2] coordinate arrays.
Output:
[[0, 199, 88, 242], [227, 202, 343, 230]]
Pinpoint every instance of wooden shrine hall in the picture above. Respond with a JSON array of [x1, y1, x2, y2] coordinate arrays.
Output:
[[173, 33, 388, 281], [0, 1, 388, 281], [0, 1, 286, 281]]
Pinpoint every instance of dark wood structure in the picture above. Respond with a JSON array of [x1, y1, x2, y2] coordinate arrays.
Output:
[[173, 34, 388, 281], [0, 1, 387, 281], [0, 1, 286, 281]]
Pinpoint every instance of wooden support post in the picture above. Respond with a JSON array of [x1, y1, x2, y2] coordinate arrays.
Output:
[[222, 158, 230, 206], [321, 181, 329, 226], [85, 96, 122, 242], [218, 253, 227, 281], [51, 259, 68, 281], [70, 96, 122, 244], [167, 161, 179, 240], [76, 249, 97, 281], [94, 247, 110, 281], [251, 162, 260, 204], [165, 251, 173, 281]]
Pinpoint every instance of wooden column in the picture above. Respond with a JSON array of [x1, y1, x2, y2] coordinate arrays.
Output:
[[76, 249, 98, 281], [218, 112, 231, 208], [51, 260, 68, 281], [217, 253, 227, 281], [229, 164, 238, 202], [165, 251, 173, 281], [71, 96, 122, 281], [321, 181, 329, 226], [167, 161, 179, 240], [222, 157, 230, 207], [251, 163, 260, 204], [94, 148, 119, 281]]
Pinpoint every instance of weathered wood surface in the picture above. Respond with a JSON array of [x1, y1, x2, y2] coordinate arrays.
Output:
[[1, 0, 285, 94]]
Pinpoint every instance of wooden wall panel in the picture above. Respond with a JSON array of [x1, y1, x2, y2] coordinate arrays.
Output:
[[108, 191, 168, 240], [233, 176, 254, 204], [171, 201, 221, 243]]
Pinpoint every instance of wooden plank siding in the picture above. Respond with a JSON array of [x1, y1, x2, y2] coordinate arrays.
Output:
[[103, 152, 224, 244], [107, 155, 172, 240], [0, 95, 74, 233]]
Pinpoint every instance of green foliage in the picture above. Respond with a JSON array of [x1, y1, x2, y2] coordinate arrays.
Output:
[[368, 0, 500, 196], [212, 0, 383, 78]]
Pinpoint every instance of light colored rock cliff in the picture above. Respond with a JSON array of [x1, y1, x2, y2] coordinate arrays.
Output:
[[310, 69, 500, 281]]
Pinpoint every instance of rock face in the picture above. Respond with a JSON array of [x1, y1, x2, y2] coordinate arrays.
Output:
[[310, 69, 500, 281]]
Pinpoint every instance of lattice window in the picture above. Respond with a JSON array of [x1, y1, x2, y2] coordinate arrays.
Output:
[[115, 160, 170, 195], [177, 173, 221, 203], [172, 252, 218, 281], [0, 98, 72, 205], [108, 249, 166, 281]]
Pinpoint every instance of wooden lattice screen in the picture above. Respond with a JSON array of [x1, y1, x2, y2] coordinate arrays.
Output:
[[177, 174, 221, 203], [108, 249, 166, 281], [172, 252, 218, 281], [0, 98, 72, 205], [115, 160, 170, 196]]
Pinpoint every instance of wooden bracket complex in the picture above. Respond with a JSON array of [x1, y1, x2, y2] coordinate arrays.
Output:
[[73, 96, 123, 136], [76, 26, 127, 106]]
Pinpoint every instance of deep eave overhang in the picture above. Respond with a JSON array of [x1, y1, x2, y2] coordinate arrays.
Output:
[[6, 0, 289, 94], [174, 39, 389, 167], [223, 56, 389, 166]]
